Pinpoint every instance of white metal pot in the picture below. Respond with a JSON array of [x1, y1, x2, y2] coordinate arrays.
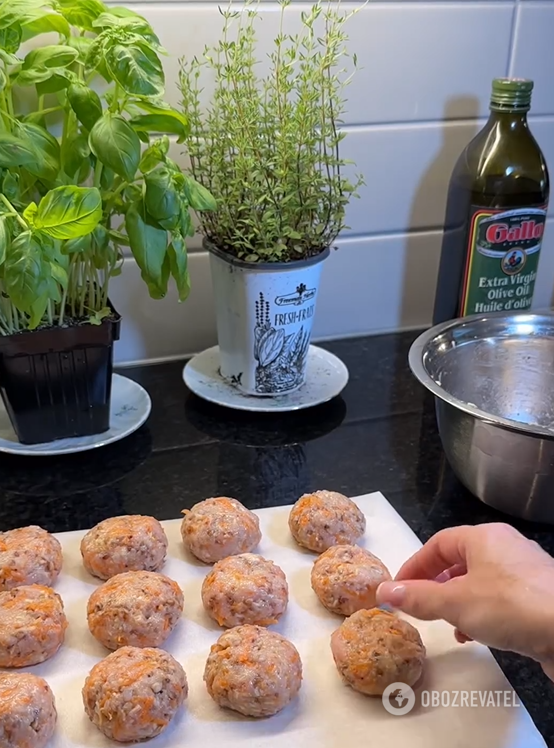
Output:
[[207, 242, 329, 396]]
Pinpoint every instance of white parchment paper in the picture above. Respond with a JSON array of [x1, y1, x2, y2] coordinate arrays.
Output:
[[20, 492, 547, 748]]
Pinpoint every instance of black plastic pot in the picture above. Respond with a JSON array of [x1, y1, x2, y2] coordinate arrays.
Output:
[[0, 311, 121, 445]]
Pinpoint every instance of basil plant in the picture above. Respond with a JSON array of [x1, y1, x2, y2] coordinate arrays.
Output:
[[0, 0, 215, 333]]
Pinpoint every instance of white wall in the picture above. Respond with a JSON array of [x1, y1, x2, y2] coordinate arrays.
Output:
[[108, 0, 554, 364]]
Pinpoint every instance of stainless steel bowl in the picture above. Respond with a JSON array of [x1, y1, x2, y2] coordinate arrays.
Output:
[[409, 312, 554, 524]]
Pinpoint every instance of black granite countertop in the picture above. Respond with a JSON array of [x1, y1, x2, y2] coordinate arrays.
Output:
[[1, 329, 553, 744]]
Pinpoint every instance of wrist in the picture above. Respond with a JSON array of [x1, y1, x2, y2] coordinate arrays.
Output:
[[526, 599, 554, 674]]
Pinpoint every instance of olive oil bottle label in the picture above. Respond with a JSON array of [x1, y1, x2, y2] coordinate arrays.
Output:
[[460, 206, 547, 315]]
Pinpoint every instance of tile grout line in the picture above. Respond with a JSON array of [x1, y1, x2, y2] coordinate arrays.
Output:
[[160, 116, 554, 140], [120, 215, 554, 259], [506, 0, 520, 77], [114, 1, 521, 5]]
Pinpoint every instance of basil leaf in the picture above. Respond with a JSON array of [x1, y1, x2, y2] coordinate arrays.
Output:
[[92, 223, 109, 256], [67, 35, 93, 61], [50, 260, 68, 289], [99, 165, 115, 191], [4, 231, 49, 313], [0, 0, 45, 31], [125, 203, 168, 297], [93, 10, 155, 35], [165, 157, 181, 174], [145, 167, 180, 227], [84, 34, 112, 82], [124, 183, 141, 203], [22, 14, 70, 40], [77, 156, 92, 184], [94, 12, 162, 50], [36, 71, 73, 96], [28, 292, 49, 328], [23, 44, 78, 70], [130, 111, 188, 142], [34, 186, 103, 240], [2, 172, 19, 202], [107, 229, 128, 247], [39, 234, 67, 266], [168, 234, 190, 302], [0, 49, 19, 65], [67, 83, 103, 131], [183, 177, 217, 212], [104, 38, 164, 97], [0, 25, 21, 53], [14, 67, 58, 86], [0, 132, 37, 169], [179, 208, 195, 238], [89, 113, 140, 181], [0, 217, 9, 266], [88, 306, 111, 325], [56, 0, 106, 31], [139, 136, 169, 174], [14, 122, 60, 183], [61, 130, 90, 179], [107, 6, 147, 19], [63, 234, 92, 255], [23, 202, 37, 226]]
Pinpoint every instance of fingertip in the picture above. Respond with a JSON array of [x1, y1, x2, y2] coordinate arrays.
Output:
[[454, 629, 473, 645], [376, 582, 406, 608]]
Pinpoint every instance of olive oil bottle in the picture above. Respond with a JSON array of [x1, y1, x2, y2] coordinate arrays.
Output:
[[433, 78, 549, 324]]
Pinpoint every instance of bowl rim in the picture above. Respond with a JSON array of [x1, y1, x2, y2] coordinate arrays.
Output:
[[408, 311, 554, 440]]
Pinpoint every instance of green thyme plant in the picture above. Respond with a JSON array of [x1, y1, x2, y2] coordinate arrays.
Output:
[[0, 0, 215, 334], [179, 0, 363, 263]]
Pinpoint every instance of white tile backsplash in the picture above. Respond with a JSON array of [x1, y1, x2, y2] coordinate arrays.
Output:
[[111, 230, 442, 363], [341, 121, 480, 235], [130, 2, 513, 126], [335, 2, 514, 125], [511, 3, 554, 115], [100, 0, 554, 363], [313, 231, 443, 338], [110, 254, 217, 364]]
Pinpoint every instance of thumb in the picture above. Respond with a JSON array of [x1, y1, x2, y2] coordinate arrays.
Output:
[[376, 580, 462, 624]]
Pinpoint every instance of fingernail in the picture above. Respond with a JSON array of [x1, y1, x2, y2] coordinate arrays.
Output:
[[435, 570, 451, 583], [376, 582, 406, 608]]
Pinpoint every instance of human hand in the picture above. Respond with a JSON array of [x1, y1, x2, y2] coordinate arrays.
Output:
[[376, 523, 554, 677]]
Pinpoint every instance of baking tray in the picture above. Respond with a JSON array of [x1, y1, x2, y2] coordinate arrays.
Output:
[[16, 492, 547, 748]]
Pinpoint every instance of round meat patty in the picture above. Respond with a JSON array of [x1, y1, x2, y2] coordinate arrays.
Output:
[[87, 570, 184, 650], [0, 672, 57, 748], [311, 545, 392, 615], [202, 554, 288, 628], [0, 526, 62, 591], [181, 497, 261, 564], [204, 625, 302, 717], [81, 515, 168, 580], [0, 585, 68, 668], [82, 646, 188, 742], [330, 608, 426, 696], [289, 491, 366, 553]]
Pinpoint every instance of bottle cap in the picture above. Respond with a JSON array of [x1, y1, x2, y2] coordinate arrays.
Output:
[[490, 78, 534, 111]]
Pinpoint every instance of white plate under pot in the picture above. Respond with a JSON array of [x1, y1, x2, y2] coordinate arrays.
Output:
[[0, 374, 151, 456], [183, 345, 349, 413]]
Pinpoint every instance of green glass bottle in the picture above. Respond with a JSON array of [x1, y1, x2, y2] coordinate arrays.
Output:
[[433, 78, 549, 324]]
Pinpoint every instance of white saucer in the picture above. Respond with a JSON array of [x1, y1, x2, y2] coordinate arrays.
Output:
[[183, 345, 349, 413], [0, 374, 151, 456]]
